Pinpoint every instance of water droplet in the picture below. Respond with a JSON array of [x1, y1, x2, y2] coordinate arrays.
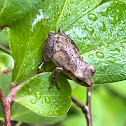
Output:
[[81, 8, 85, 12], [103, 63, 109, 69], [98, 21, 106, 31], [70, 0, 74, 3], [118, 26, 123, 31], [114, 48, 121, 53], [67, 12, 71, 16], [107, 56, 115, 63], [100, 63, 109, 71], [45, 96, 50, 104], [85, 6, 88, 9], [121, 20, 125, 24], [75, 1, 79, 4], [109, 16, 116, 24], [96, 52, 104, 58], [55, 107, 59, 112], [30, 99, 36, 104], [68, 6, 71, 10], [88, 13, 98, 21], [99, 10, 106, 16], [35, 92, 42, 99], [27, 88, 33, 95], [88, 54, 94, 59], [86, 27, 94, 34]]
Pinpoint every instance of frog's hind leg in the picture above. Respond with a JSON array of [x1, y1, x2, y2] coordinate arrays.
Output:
[[43, 31, 56, 61], [49, 67, 64, 89]]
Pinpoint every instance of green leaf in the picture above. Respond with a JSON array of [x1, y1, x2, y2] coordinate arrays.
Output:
[[9, 15, 44, 83], [66, 1, 126, 84], [83, 40, 126, 84], [0, 0, 42, 27], [0, 28, 9, 46], [0, 72, 12, 98], [11, 103, 66, 124], [114, 0, 126, 4], [0, 50, 14, 75], [14, 72, 71, 116]]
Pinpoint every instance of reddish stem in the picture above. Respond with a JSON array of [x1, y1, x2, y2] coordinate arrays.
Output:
[[0, 25, 8, 30], [0, 89, 11, 126], [6, 85, 21, 103]]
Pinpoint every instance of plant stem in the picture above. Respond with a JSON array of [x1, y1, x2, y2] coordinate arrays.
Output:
[[6, 85, 21, 103], [0, 89, 11, 126], [0, 45, 10, 54], [86, 87, 92, 126], [71, 87, 92, 126], [71, 96, 87, 113]]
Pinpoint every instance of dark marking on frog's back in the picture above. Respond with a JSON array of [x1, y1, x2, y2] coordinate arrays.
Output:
[[58, 29, 79, 52]]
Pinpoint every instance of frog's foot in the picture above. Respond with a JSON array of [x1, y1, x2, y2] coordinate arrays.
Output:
[[49, 67, 64, 89], [49, 77, 60, 89]]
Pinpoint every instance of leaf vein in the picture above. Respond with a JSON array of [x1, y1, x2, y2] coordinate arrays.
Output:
[[0, 0, 8, 17], [56, 0, 68, 28]]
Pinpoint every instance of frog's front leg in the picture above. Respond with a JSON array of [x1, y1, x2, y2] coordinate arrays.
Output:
[[49, 67, 64, 89], [43, 31, 56, 61]]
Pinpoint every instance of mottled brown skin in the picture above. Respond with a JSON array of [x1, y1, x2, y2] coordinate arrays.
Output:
[[43, 29, 95, 87]]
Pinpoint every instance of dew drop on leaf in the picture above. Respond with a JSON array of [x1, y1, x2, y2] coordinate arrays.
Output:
[[68, 6, 71, 10], [85, 5, 88, 9], [96, 52, 104, 58], [81, 8, 85, 12], [98, 21, 106, 31], [88, 54, 94, 59], [100, 63, 109, 71], [30, 99, 36, 104], [88, 13, 98, 21], [67, 12, 71, 16], [75, 1, 79, 4], [86, 26, 94, 34], [70, 0, 74, 4], [35, 92, 42, 99], [107, 56, 115, 63], [113, 48, 121, 53], [45, 96, 50, 104], [27, 88, 33, 95], [109, 16, 116, 24]]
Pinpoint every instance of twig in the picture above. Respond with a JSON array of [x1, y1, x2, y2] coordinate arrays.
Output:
[[0, 45, 10, 54], [71, 96, 87, 113], [6, 85, 21, 103], [86, 87, 92, 126], [0, 89, 11, 126], [71, 87, 92, 126]]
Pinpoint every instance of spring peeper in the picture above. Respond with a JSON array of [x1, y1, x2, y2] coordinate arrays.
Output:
[[43, 29, 95, 87]]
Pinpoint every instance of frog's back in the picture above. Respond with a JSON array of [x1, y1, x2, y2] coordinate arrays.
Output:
[[52, 35, 83, 73]]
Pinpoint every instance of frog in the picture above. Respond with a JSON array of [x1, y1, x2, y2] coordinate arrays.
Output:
[[43, 29, 95, 87]]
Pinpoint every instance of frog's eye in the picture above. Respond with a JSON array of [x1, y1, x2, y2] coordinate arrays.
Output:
[[76, 78, 83, 83]]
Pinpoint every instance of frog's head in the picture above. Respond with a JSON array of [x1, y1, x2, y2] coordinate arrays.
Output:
[[74, 65, 96, 87]]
